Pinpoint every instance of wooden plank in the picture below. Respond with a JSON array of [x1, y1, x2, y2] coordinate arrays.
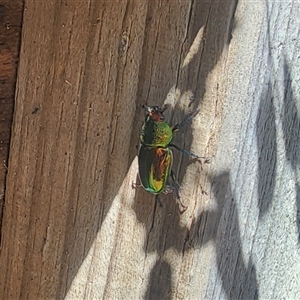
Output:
[[1, 0, 300, 299]]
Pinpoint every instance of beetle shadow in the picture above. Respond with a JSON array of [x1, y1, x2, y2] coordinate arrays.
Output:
[[190, 172, 259, 299]]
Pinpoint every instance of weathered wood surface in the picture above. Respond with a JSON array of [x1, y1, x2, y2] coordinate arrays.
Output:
[[1, 0, 300, 299], [0, 0, 23, 230]]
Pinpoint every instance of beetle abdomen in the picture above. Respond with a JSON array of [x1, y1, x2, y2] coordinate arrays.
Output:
[[138, 146, 173, 194]]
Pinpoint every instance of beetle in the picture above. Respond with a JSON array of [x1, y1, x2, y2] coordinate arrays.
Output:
[[137, 104, 209, 211]]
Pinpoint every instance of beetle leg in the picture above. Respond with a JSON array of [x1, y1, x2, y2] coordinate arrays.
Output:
[[169, 143, 210, 163], [171, 108, 200, 132], [163, 184, 187, 213], [170, 170, 188, 213], [132, 181, 142, 189], [177, 199, 188, 214], [170, 170, 180, 198], [163, 185, 174, 195]]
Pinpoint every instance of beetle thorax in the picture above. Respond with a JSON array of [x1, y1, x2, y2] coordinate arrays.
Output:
[[141, 119, 173, 147]]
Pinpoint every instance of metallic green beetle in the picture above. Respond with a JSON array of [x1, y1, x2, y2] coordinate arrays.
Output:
[[137, 105, 208, 210]]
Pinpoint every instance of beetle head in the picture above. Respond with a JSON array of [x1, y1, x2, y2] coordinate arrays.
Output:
[[142, 104, 167, 121]]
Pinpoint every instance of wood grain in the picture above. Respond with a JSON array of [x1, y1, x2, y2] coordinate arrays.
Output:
[[1, 0, 300, 299]]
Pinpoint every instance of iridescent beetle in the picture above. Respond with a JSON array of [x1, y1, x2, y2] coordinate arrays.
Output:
[[137, 104, 209, 212]]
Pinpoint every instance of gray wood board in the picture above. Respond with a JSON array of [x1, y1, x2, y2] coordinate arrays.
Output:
[[0, 0, 299, 299]]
